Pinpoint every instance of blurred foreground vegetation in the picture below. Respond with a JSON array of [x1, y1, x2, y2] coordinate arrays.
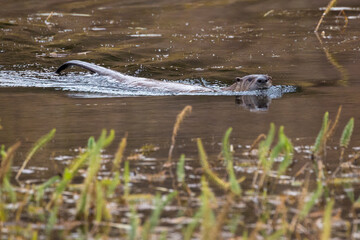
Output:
[[0, 106, 359, 239]]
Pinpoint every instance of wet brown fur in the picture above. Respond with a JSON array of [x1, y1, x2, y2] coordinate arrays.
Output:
[[222, 75, 272, 91]]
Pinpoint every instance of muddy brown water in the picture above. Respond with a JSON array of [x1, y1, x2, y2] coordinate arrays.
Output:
[[1, 0, 360, 235], [1, 0, 360, 177]]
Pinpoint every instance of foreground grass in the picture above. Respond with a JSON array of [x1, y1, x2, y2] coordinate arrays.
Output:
[[0, 106, 359, 239]]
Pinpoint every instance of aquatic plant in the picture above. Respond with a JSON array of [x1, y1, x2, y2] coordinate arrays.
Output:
[[16, 129, 56, 181], [0, 108, 359, 239], [252, 123, 293, 188], [168, 105, 192, 162]]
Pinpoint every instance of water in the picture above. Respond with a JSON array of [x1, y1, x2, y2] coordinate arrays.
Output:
[[1, 0, 360, 183], [1, 0, 360, 237]]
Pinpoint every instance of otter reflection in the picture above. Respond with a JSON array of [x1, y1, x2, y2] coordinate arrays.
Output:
[[235, 95, 271, 112]]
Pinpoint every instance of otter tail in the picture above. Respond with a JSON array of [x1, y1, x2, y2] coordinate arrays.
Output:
[[55, 60, 115, 76]]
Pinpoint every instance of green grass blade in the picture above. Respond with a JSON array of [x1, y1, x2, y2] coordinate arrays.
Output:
[[16, 129, 56, 180], [343, 183, 354, 203], [129, 205, 139, 240], [313, 112, 329, 155], [102, 129, 115, 148], [200, 177, 216, 240], [276, 127, 294, 175], [264, 123, 276, 147], [87, 136, 95, 149], [142, 191, 177, 240], [124, 161, 130, 198], [340, 118, 354, 148], [222, 127, 233, 166], [176, 154, 186, 183], [321, 199, 334, 240], [0, 142, 21, 184], [95, 181, 105, 223], [35, 176, 60, 204], [221, 128, 241, 194], [268, 229, 285, 240], [183, 210, 202, 240], [113, 135, 127, 171], [300, 180, 323, 220], [3, 177, 16, 202], [106, 171, 121, 197], [259, 123, 275, 171], [76, 130, 115, 219], [197, 138, 229, 190], [46, 204, 59, 234]]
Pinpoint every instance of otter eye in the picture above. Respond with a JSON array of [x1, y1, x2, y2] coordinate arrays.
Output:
[[247, 78, 252, 82], [236, 77, 241, 82]]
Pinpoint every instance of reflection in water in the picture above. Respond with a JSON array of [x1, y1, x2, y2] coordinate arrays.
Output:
[[235, 95, 271, 112], [315, 32, 349, 86]]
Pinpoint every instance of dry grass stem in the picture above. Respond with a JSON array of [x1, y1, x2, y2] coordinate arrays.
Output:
[[340, 10, 349, 31], [294, 162, 310, 178], [113, 133, 128, 171], [168, 105, 192, 162], [0, 142, 21, 183], [248, 133, 266, 154], [45, 11, 54, 23], [315, 0, 337, 32], [327, 106, 342, 138], [16, 129, 56, 181]]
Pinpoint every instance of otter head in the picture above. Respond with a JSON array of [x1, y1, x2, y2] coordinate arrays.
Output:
[[232, 74, 272, 91]]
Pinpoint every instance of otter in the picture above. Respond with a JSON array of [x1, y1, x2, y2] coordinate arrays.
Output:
[[55, 60, 272, 93]]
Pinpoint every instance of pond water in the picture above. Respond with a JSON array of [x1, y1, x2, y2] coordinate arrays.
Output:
[[1, 0, 360, 237]]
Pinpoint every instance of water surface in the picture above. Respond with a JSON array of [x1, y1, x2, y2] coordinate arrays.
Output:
[[1, 0, 360, 237]]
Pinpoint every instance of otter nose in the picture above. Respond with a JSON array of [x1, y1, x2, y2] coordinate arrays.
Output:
[[257, 78, 268, 84]]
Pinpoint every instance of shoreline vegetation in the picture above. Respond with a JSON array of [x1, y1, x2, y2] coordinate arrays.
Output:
[[1, 105, 359, 239]]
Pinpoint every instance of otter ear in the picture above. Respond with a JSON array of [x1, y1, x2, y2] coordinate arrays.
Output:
[[236, 77, 242, 82]]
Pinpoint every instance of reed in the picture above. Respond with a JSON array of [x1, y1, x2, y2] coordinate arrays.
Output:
[[176, 154, 186, 184], [199, 177, 216, 240], [321, 199, 334, 240], [197, 138, 229, 191], [0, 108, 359, 239], [253, 123, 293, 188], [339, 117, 354, 161], [313, 112, 329, 157], [113, 134, 127, 171], [168, 105, 192, 162], [141, 191, 177, 240], [76, 129, 115, 220], [315, 0, 337, 32], [222, 128, 241, 195], [16, 129, 56, 180]]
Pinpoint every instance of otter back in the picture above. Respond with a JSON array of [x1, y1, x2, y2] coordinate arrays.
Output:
[[56, 60, 271, 93], [56, 60, 215, 93]]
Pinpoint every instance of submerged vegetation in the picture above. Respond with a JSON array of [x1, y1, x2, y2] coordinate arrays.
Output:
[[0, 105, 359, 239]]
